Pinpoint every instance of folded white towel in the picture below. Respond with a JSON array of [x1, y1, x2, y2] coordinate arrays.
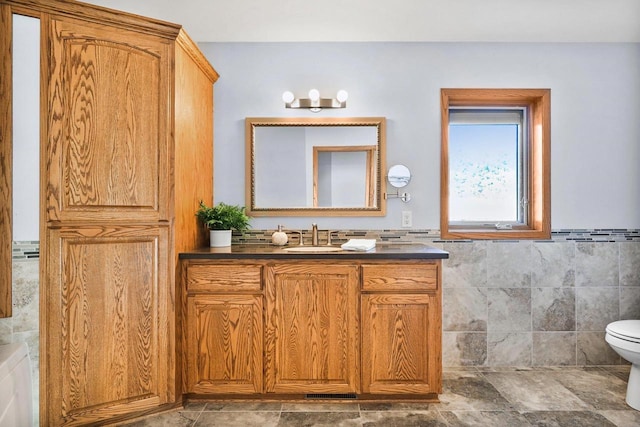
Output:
[[341, 239, 376, 251]]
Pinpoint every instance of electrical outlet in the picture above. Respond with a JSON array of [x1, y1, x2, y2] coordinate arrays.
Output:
[[401, 210, 412, 227]]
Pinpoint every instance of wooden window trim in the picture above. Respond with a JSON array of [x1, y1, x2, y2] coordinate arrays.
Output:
[[440, 88, 551, 240]]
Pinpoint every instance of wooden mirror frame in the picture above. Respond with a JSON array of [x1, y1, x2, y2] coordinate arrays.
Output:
[[245, 117, 386, 217], [312, 145, 377, 208]]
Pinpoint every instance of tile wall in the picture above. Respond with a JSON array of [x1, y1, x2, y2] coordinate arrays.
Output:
[[238, 228, 640, 367], [441, 239, 640, 367]]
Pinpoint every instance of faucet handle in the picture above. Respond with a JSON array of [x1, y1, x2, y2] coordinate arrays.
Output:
[[326, 230, 340, 246], [288, 230, 304, 245]]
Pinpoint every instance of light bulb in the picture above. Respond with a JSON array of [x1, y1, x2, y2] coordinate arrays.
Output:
[[308, 89, 320, 101], [282, 91, 295, 103], [336, 90, 349, 103]]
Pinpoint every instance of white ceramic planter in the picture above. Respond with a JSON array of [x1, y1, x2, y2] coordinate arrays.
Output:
[[209, 229, 232, 247]]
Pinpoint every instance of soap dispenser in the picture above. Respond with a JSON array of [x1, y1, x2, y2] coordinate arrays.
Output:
[[271, 225, 288, 246]]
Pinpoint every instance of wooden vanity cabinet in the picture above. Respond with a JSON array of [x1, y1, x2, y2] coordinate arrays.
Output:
[[184, 263, 264, 394], [361, 263, 442, 395], [182, 257, 442, 400]]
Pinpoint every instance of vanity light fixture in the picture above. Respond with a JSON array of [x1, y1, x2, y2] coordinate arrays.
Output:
[[282, 89, 348, 113]]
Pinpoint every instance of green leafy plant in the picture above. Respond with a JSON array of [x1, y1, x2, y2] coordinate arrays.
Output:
[[196, 201, 251, 231]]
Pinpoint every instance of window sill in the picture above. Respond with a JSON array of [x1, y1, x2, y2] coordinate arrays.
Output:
[[440, 228, 551, 240]]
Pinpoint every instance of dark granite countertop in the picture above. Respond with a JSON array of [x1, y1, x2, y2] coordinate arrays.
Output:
[[179, 243, 449, 260]]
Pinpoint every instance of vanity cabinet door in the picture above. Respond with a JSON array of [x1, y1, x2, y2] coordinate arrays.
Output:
[[361, 293, 441, 394], [265, 263, 360, 394], [186, 294, 263, 394]]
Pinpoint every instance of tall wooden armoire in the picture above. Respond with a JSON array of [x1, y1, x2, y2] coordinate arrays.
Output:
[[0, 0, 217, 424]]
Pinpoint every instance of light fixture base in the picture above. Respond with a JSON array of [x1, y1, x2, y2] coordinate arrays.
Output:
[[283, 90, 348, 112], [285, 98, 346, 111]]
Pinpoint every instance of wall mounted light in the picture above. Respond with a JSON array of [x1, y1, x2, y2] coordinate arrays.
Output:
[[282, 89, 348, 113]]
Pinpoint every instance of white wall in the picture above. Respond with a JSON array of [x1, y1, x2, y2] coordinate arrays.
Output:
[[12, 15, 40, 241], [202, 42, 640, 231], [11, 41, 639, 231]]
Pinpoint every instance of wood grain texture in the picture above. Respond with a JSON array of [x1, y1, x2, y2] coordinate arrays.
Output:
[[46, 17, 170, 222], [362, 263, 438, 291], [0, 4, 12, 318], [186, 263, 262, 293], [361, 293, 439, 394], [182, 259, 443, 399], [173, 42, 216, 399], [265, 263, 360, 394], [186, 294, 263, 394], [175, 29, 219, 84], [2, 0, 218, 424], [36, 4, 212, 423], [3, 0, 182, 39], [173, 41, 214, 254], [45, 226, 170, 425], [64, 40, 158, 208]]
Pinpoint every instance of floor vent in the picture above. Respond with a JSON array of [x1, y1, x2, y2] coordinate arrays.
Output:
[[305, 393, 357, 400]]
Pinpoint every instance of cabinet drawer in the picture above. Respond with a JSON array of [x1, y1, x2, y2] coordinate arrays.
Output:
[[186, 264, 262, 292], [362, 263, 438, 291]]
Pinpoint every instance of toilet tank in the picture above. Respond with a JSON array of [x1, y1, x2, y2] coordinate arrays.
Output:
[[0, 342, 33, 427]]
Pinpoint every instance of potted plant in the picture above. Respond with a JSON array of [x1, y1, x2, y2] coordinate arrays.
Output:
[[196, 201, 251, 247]]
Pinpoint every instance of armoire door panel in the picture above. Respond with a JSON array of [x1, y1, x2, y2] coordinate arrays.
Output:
[[64, 39, 159, 210], [44, 226, 171, 424], [46, 17, 170, 222]]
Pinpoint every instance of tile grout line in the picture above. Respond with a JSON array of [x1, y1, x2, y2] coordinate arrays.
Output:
[[189, 403, 204, 427]]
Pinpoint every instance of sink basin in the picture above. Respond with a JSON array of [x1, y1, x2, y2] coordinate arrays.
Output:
[[283, 246, 343, 253]]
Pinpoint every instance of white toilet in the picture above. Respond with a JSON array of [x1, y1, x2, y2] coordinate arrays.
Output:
[[606, 320, 640, 410]]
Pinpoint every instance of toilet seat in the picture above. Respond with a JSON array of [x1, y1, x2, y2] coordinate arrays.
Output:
[[606, 320, 640, 343]]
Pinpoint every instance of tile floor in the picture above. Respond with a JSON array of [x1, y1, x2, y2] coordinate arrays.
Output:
[[125, 367, 640, 426]]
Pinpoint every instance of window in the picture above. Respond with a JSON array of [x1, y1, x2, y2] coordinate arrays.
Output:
[[449, 108, 527, 224], [440, 89, 550, 239]]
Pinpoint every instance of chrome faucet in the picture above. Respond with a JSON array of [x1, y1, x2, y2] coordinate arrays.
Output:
[[311, 223, 319, 246]]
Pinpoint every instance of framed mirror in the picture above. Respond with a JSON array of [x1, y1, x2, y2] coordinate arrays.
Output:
[[246, 117, 386, 216]]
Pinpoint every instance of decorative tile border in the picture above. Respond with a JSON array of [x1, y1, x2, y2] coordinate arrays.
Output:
[[550, 229, 640, 242], [11, 241, 40, 260], [233, 229, 640, 244]]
